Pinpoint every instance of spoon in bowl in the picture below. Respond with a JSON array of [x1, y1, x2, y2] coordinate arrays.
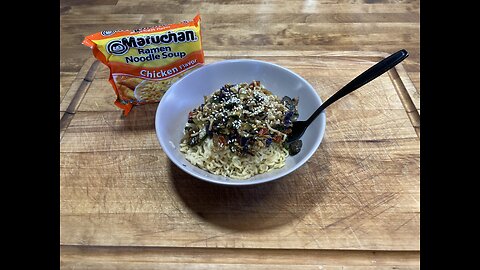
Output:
[[286, 49, 409, 144]]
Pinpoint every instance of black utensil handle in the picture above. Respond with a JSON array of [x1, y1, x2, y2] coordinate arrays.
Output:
[[305, 49, 409, 125]]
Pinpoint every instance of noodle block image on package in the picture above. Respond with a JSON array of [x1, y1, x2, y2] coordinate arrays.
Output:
[[82, 14, 205, 116]]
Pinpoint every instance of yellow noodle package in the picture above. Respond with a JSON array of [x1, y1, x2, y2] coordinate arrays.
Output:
[[82, 14, 204, 116]]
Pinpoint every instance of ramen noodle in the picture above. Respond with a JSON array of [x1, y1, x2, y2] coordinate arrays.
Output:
[[181, 137, 289, 179], [82, 14, 204, 116], [180, 81, 301, 179]]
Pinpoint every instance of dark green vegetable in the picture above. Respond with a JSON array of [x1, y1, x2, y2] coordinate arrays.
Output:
[[182, 81, 302, 156], [287, 140, 303, 156]]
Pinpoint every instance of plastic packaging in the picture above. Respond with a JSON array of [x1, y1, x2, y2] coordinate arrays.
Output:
[[82, 14, 204, 115]]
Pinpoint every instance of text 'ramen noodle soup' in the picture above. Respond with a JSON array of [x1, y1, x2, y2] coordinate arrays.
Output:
[[82, 14, 204, 116]]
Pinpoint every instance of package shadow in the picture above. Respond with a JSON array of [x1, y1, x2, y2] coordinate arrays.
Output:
[[168, 159, 330, 232]]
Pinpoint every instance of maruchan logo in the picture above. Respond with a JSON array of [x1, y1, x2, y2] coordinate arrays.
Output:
[[105, 30, 197, 56], [101, 30, 116, 36], [106, 40, 129, 55]]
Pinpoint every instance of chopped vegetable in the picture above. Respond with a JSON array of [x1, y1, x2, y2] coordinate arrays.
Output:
[[181, 81, 302, 156]]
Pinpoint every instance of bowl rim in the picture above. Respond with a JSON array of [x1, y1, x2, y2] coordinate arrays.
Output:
[[155, 58, 326, 186]]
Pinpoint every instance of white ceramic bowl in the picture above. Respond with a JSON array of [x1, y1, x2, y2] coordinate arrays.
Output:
[[155, 59, 326, 185]]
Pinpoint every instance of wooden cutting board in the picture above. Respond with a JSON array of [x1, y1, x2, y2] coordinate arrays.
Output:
[[60, 51, 419, 267]]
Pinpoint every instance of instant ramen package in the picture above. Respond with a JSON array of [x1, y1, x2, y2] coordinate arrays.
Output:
[[82, 14, 204, 116]]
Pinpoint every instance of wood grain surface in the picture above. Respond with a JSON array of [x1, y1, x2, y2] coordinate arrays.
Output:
[[60, 0, 420, 93], [60, 0, 420, 269]]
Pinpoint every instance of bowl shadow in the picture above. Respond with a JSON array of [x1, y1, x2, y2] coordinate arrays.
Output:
[[168, 155, 331, 232]]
